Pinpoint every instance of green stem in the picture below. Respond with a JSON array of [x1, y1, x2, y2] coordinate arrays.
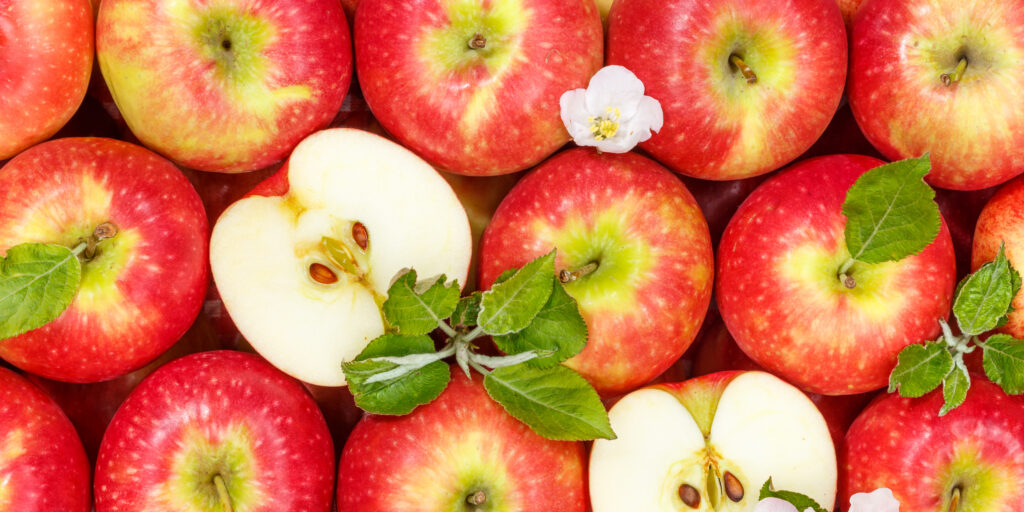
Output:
[[463, 326, 485, 342], [213, 474, 233, 512], [470, 350, 543, 370], [70, 241, 88, 257], [438, 321, 457, 339], [941, 57, 968, 86]]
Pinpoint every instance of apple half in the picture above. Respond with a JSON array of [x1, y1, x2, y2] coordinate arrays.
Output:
[[590, 371, 837, 511], [210, 128, 472, 386]]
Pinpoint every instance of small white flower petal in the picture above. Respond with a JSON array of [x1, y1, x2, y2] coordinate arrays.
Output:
[[753, 497, 801, 512], [637, 95, 664, 134], [584, 65, 646, 116], [849, 488, 900, 512]]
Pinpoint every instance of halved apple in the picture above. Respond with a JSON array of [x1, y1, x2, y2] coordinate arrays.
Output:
[[210, 128, 472, 386], [590, 371, 837, 511]]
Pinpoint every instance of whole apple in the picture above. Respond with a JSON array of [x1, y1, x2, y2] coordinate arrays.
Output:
[[0, 137, 208, 383], [0, 0, 93, 160], [354, 0, 604, 176], [94, 350, 335, 511], [717, 154, 957, 395], [96, 0, 353, 173], [971, 176, 1024, 338], [0, 367, 90, 512], [336, 366, 588, 511], [606, 0, 847, 180]]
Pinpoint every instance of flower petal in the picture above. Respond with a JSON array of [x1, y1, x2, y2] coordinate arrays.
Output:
[[753, 497, 801, 512], [560, 89, 595, 142], [584, 65, 646, 116], [849, 488, 900, 512]]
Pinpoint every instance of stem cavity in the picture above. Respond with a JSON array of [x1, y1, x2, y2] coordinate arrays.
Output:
[[213, 474, 234, 512], [729, 54, 758, 84], [941, 57, 968, 87]]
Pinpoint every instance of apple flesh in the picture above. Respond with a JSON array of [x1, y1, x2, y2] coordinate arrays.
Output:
[[0, 137, 209, 383], [210, 128, 472, 386], [337, 366, 588, 511], [590, 371, 837, 511]]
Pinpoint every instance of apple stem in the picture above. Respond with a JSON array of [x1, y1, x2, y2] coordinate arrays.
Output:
[[213, 474, 234, 512], [729, 55, 757, 84], [466, 490, 487, 506], [941, 57, 968, 87], [82, 222, 119, 260], [469, 33, 487, 50], [837, 259, 857, 289], [559, 262, 599, 283], [948, 486, 961, 512]]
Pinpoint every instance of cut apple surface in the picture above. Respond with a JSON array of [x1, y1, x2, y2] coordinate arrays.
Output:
[[210, 128, 472, 386], [590, 371, 837, 511]]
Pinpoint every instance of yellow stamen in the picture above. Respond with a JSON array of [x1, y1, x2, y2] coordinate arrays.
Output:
[[589, 107, 622, 141]]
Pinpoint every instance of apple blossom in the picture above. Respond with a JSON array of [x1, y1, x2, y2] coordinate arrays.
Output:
[[559, 65, 663, 153], [753, 487, 899, 512]]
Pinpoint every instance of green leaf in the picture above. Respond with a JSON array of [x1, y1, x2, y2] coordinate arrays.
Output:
[[953, 245, 1020, 336], [452, 292, 481, 327], [492, 281, 588, 368], [0, 243, 82, 340], [758, 478, 829, 512], [888, 341, 953, 397], [940, 360, 970, 416], [478, 251, 556, 336], [982, 334, 1024, 395], [842, 155, 940, 264], [342, 334, 449, 415], [483, 364, 614, 441], [381, 269, 459, 336]]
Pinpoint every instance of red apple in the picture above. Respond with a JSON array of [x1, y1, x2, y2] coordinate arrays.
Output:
[[607, 0, 847, 180], [836, 0, 866, 25], [0, 367, 90, 511], [94, 350, 335, 511], [0, 0, 93, 160], [848, 0, 1024, 190], [842, 377, 1024, 511], [479, 148, 713, 396], [971, 176, 1024, 338], [0, 138, 208, 382], [354, 0, 603, 176], [717, 154, 957, 395], [336, 366, 588, 511], [96, 0, 353, 173]]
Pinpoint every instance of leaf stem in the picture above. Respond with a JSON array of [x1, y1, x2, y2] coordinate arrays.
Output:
[[438, 321, 457, 338], [468, 359, 490, 376], [69, 241, 88, 257], [463, 325, 485, 342], [470, 350, 543, 370], [363, 344, 457, 384], [836, 259, 857, 288], [213, 474, 234, 512], [941, 57, 968, 87]]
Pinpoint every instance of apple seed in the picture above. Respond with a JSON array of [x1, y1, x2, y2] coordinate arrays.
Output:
[[678, 483, 701, 508], [723, 471, 744, 502], [309, 262, 339, 284], [352, 221, 369, 250]]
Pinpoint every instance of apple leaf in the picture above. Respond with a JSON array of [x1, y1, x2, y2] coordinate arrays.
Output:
[[982, 334, 1024, 395], [478, 251, 556, 336], [451, 292, 481, 327], [381, 269, 460, 336], [953, 244, 1021, 336], [0, 243, 82, 340], [483, 364, 614, 441], [842, 154, 940, 265], [758, 478, 829, 512], [940, 361, 970, 416], [342, 334, 450, 415], [492, 281, 587, 368], [888, 341, 953, 397]]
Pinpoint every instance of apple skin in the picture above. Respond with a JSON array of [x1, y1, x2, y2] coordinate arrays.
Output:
[[717, 154, 957, 395], [479, 148, 713, 396], [971, 176, 1024, 338], [607, 0, 847, 180], [97, 0, 352, 173], [0, 367, 91, 512], [842, 377, 1024, 511], [337, 366, 588, 512], [0, 137, 208, 383], [354, 0, 603, 176], [0, 0, 93, 160], [848, 0, 1024, 190], [94, 350, 335, 511]]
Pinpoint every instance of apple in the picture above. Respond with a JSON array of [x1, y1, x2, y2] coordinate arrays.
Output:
[[210, 128, 472, 386], [971, 176, 1024, 338], [590, 371, 837, 511], [96, 0, 353, 173], [848, 0, 1024, 190], [0, 0, 93, 160], [336, 366, 588, 511], [606, 0, 847, 180], [842, 376, 1024, 511], [0, 137, 208, 383], [0, 367, 91, 511], [94, 350, 335, 511], [717, 154, 957, 395], [354, 0, 603, 176], [479, 148, 713, 396]]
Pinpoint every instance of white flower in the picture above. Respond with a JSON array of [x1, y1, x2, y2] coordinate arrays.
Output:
[[849, 488, 900, 512], [753, 497, 815, 512], [559, 65, 663, 153]]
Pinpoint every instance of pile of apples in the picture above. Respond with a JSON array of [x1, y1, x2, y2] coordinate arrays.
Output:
[[2, 0, 1024, 511]]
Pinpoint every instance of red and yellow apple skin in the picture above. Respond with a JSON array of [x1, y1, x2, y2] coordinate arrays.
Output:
[[717, 154, 957, 395], [0, 138, 208, 383], [0, 367, 91, 512], [354, 0, 603, 176], [337, 367, 588, 512], [479, 148, 714, 396], [0, 0, 93, 160], [842, 377, 1024, 511], [971, 176, 1024, 338], [95, 351, 335, 512], [848, 0, 1024, 190], [606, 0, 846, 180], [96, 0, 352, 173]]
